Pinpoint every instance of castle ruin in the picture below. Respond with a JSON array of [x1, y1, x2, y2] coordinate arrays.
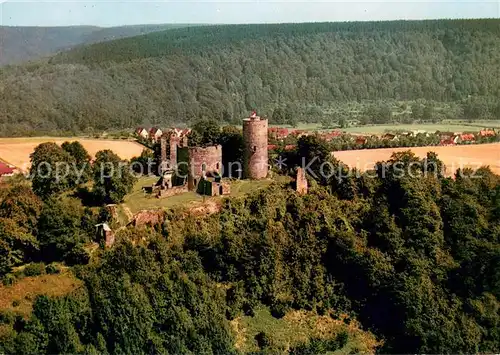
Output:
[[187, 145, 223, 191], [149, 111, 268, 198]]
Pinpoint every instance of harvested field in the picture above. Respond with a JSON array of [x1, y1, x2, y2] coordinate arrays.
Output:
[[0, 137, 145, 171], [334, 143, 500, 175]]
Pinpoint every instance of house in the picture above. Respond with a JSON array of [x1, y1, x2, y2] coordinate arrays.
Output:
[[0, 162, 15, 177], [267, 144, 296, 151], [440, 137, 457, 146], [290, 130, 308, 138], [437, 131, 456, 139], [480, 129, 496, 137], [135, 127, 148, 139], [457, 133, 475, 144], [149, 127, 163, 142], [268, 127, 290, 140], [321, 130, 342, 141]]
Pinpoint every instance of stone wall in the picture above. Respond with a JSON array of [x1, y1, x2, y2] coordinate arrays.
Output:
[[188, 145, 222, 190], [243, 117, 269, 179], [156, 185, 188, 198], [160, 136, 168, 164], [105, 231, 115, 248], [296, 167, 308, 195], [131, 210, 165, 227], [170, 136, 179, 165]]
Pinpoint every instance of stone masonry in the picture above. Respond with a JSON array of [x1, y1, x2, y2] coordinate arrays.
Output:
[[188, 145, 222, 191], [243, 113, 268, 179]]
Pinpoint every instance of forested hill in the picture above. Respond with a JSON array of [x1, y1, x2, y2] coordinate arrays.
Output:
[[1, 19, 500, 135], [51, 19, 500, 65], [0, 24, 195, 66]]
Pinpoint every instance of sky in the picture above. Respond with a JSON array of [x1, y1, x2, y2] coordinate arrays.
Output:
[[0, 0, 498, 27]]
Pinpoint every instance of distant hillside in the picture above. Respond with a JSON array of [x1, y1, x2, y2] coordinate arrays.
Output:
[[1, 19, 500, 136], [0, 26, 98, 65], [0, 24, 195, 66]]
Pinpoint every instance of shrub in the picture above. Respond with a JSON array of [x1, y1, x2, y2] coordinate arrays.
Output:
[[270, 300, 290, 319], [335, 330, 349, 348], [255, 331, 272, 349], [23, 263, 46, 277], [45, 263, 60, 274], [243, 302, 255, 317], [12, 300, 20, 307], [0, 310, 15, 324], [64, 245, 90, 266], [2, 274, 16, 286]]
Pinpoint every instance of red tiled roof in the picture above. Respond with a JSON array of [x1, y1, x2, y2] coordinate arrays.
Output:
[[480, 129, 496, 137], [440, 138, 456, 145], [460, 134, 475, 141], [0, 162, 14, 176], [149, 127, 162, 135], [321, 130, 342, 141], [268, 144, 296, 151]]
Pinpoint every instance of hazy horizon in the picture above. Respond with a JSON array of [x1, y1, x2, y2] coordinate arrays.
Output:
[[1, 1, 499, 27]]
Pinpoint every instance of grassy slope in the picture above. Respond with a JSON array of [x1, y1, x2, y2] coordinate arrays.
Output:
[[120, 176, 274, 216], [0, 270, 82, 317], [231, 306, 380, 353]]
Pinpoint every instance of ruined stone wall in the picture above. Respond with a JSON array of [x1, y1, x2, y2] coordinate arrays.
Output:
[[160, 136, 168, 164], [131, 210, 165, 227], [156, 185, 188, 199], [105, 231, 115, 248], [296, 167, 308, 195], [243, 117, 269, 179], [170, 136, 179, 165], [188, 145, 223, 178]]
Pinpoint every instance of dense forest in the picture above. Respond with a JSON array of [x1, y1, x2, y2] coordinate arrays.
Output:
[[0, 137, 499, 353], [0, 24, 194, 66], [1, 19, 500, 135]]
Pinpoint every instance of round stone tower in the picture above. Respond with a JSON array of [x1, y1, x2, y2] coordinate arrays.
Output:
[[243, 112, 268, 179], [187, 145, 222, 190]]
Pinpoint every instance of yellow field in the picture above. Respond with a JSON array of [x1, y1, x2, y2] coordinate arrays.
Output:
[[0, 137, 145, 172], [334, 143, 500, 175]]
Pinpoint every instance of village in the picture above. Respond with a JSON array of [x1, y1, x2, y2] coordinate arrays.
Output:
[[136, 122, 497, 151]]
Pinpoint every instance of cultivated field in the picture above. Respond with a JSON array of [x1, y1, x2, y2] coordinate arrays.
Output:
[[0, 137, 145, 171], [341, 123, 498, 134], [334, 143, 500, 175], [270, 121, 500, 134]]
